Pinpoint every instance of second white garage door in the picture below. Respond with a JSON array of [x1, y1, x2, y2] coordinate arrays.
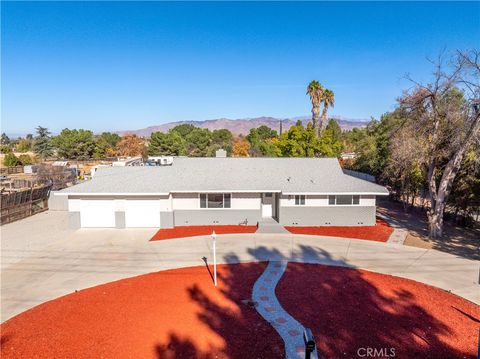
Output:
[[125, 200, 161, 228], [80, 200, 116, 228]]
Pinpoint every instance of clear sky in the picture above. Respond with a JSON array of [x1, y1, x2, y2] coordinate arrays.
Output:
[[2, 1, 479, 135]]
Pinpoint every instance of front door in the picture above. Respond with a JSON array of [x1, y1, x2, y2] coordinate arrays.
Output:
[[262, 193, 274, 218]]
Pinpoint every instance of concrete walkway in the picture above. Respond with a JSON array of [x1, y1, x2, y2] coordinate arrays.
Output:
[[256, 218, 291, 234], [378, 213, 408, 245], [252, 261, 313, 359], [1, 211, 479, 322]]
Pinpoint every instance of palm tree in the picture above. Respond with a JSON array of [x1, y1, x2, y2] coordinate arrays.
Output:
[[306, 80, 324, 137], [320, 88, 335, 135]]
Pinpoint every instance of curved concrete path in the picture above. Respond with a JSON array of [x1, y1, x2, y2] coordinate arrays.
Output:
[[252, 261, 313, 359], [1, 211, 479, 322]]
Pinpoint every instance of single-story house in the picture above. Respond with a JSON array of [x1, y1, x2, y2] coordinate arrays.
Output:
[[56, 157, 389, 229]]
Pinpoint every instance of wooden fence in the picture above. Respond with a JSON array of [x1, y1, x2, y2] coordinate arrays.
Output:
[[0, 184, 52, 225], [0, 166, 24, 175]]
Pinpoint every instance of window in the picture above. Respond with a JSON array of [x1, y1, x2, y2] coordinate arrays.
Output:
[[224, 194, 231, 208], [200, 193, 231, 209], [328, 195, 361, 205], [336, 195, 353, 205], [208, 194, 223, 208], [295, 195, 305, 205]]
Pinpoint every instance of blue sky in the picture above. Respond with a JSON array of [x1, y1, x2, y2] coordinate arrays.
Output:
[[2, 1, 479, 135]]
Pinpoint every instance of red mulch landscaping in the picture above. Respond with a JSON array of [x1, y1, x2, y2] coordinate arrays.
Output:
[[2, 263, 478, 358], [150, 225, 257, 241], [277, 263, 480, 359], [0, 263, 284, 359], [285, 218, 393, 242]]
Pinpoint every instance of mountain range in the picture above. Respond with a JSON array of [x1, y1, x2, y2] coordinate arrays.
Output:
[[118, 115, 369, 137]]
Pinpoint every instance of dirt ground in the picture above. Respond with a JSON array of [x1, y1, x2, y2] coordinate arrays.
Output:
[[377, 197, 479, 260], [285, 218, 393, 242], [0, 263, 284, 359], [278, 263, 479, 359]]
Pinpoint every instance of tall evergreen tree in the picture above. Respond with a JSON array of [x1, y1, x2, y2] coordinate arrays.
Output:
[[33, 126, 54, 160]]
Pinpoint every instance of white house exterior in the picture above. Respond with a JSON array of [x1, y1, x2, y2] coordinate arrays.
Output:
[[56, 157, 389, 229]]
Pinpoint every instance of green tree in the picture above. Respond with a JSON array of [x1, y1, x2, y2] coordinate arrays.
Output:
[[346, 113, 403, 177], [94, 132, 121, 158], [170, 124, 196, 137], [246, 126, 278, 157], [18, 154, 35, 165], [3, 153, 21, 167], [1, 133, 10, 145], [278, 122, 320, 157], [1, 145, 12, 154], [208, 129, 233, 156], [448, 147, 480, 225], [306, 80, 324, 137], [52, 129, 96, 160], [185, 128, 212, 157], [317, 120, 343, 157], [16, 138, 33, 153], [148, 131, 185, 156], [33, 126, 54, 160]]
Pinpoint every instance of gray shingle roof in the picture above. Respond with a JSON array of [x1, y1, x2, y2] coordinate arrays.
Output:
[[59, 157, 388, 195]]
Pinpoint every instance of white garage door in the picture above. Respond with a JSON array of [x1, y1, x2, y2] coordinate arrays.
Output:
[[80, 200, 115, 228], [125, 200, 161, 228]]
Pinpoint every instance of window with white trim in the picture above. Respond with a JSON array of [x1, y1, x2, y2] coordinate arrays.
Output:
[[200, 193, 231, 208], [294, 195, 305, 205], [328, 195, 360, 205]]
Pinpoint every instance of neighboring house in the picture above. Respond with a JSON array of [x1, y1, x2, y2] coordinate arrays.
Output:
[[56, 157, 389, 229]]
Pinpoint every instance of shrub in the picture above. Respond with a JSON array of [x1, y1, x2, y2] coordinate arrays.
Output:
[[18, 154, 35, 165], [0, 145, 12, 154], [3, 153, 21, 167]]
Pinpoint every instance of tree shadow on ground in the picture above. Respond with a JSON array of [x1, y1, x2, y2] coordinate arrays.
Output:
[[276, 246, 478, 358], [154, 244, 478, 358], [377, 197, 479, 260]]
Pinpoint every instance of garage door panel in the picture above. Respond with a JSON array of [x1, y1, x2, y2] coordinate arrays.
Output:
[[125, 200, 161, 228], [80, 200, 115, 228]]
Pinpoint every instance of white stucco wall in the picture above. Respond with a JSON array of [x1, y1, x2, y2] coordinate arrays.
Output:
[[280, 195, 376, 207], [360, 195, 376, 206], [172, 192, 261, 210], [232, 193, 261, 209], [172, 193, 199, 210], [68, 196, 171, 212], [68, 198, 81, 212], [68, 193, 375, 212]]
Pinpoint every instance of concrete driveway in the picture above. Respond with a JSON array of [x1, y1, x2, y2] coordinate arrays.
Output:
[[1, 211, 479, 322]]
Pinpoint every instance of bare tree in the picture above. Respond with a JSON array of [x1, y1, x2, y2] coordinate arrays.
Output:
[[400, 50, 480, 238], [386, 122, 426, 210]]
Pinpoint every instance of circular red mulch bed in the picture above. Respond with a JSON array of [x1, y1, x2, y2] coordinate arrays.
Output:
[[285, 218, 393, 242], [0, 263, 284, 359], [150, 225, 258, 241], [2, 263, 477, 358], [277, 263, 480, 359]]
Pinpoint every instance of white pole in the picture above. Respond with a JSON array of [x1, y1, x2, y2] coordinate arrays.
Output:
[[212, 230, 217, 287]]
